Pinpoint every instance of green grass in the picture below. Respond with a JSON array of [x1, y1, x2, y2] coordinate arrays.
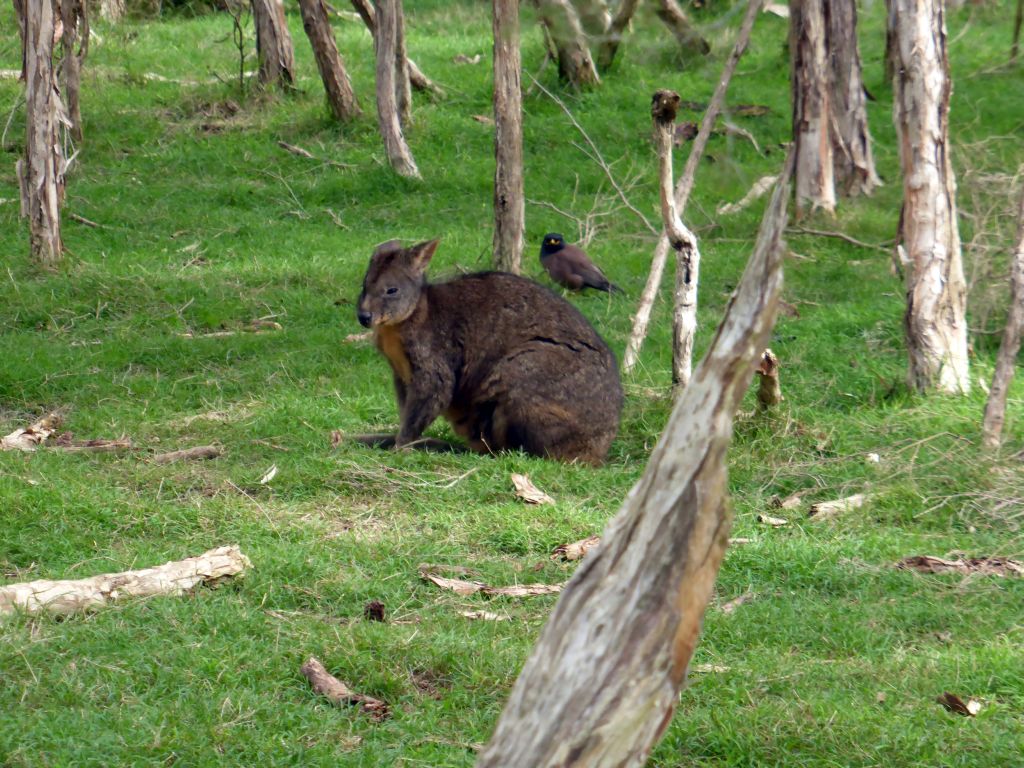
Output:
[[2, 2, 1023, 766]]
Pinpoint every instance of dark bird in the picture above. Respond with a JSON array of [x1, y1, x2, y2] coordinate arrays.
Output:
[[539, 233, 622, 294]]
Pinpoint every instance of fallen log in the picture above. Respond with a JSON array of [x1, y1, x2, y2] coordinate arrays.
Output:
[[300, 656, 391, 720], [0, 545, 251, 618]]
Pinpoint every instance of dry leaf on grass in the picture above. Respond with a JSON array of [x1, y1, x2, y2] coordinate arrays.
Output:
[[897, 556, 1023, 578], [259, 464, 278, 484], [300, 657, 391, 721], [472, 114, 495, 125], [936, 692, 982, 717], [343, 332, 372, 343], [728, 537, 753, 546], [690, 664, 730, 674], [770, 491, 804, 510], [757, 514, 788, 527], [152, 445, 221, 464], [551, 535, 600, 561], [511, 473, 553, 505], [808, 493, 867, 520], [1, 413, 62, 451], [453, 53, 482, 64], [460, 610, 510, 621], [720, 591, 755, 614], [418, 565, 561, 598]]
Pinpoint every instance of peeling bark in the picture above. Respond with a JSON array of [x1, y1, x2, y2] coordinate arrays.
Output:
[[891, 0, 970, 394], [623, 0, 761, 374], [390, 0, 411, 125], [298, 0, 361, 122], [492, 0, 525, 274], [59, 0, 87, 143], [981, 189, 1024, 448], [790, 0, 835, 216], [651, 90, 702, 390], [373, 0, 420, 177], [534, 0, 600, 89], [23, 0, 66, 268], [825, 0, 880, 196], [477, 157, 791, 767], [252, 0, 296, 88], [0, 546, 251, 618]]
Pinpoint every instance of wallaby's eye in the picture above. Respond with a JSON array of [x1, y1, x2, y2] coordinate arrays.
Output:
[[385, 287, 398, 296]]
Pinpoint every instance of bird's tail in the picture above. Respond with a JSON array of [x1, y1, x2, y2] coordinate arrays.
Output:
[[607, 282, 625, 296]]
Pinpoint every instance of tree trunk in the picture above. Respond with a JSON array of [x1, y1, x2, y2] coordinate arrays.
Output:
[[252, 0, 296, 88], [59, 0, 87, 143], [373, 0, 420, 177], [492, 0, 525, 274], [298, 0, 361, 122], [595, 0, 640, 70], [476, 157, 791, 768], [622, 0, 762, 375], [884, 0, 897, 82], [21, 0, 65, 268], [653, 0, 711, 59], [535, 0, 600, 89], [574, 0, 611, 37], [790, 0, 835, 217], [1012, 0, 1023, 61], [12, 0, 27, 80], [825, 0, 880, 196], [391, 0, 412, 125], [891, 0, 970, 394], [651, 90, 703, 391], [349, 0, 442, 96], [97, 0, 124, 22], [981, 189, 1024, 448]]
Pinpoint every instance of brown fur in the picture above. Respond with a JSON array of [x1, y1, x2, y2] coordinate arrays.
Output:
[[356, 239, 624, 464]]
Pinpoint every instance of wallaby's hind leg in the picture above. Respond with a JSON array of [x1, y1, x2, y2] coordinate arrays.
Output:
[[346, 432, 468, 454]]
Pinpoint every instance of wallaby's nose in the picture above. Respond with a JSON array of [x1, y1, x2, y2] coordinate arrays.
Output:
[[357, 309, 372, 328]]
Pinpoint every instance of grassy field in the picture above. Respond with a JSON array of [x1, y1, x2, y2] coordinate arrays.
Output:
[[1, 1, 1023, 765]]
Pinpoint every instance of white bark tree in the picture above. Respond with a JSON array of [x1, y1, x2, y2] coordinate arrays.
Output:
[[790, 0, 835, 216], [891, 0, 970, 394], [58, 0, 87, 143], [19, 0, 67, 268], [825, 0, 880, 196], [492, 0, 525, 274], [476, 157, 792, 767], [373, 0, 420, 177], [982, 189, 1024, 448]]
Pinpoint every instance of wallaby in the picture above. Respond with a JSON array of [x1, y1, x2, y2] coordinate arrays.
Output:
[[355, 239, 623, 465]]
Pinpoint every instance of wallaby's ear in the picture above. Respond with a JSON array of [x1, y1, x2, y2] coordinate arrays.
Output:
[[372, 239, 403, 261], [408, 238, 440, 272]]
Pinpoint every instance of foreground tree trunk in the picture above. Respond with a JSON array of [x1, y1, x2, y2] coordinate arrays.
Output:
[[790, 0, 835, 217], [535, 0, 600, 88], [20, 0, 65, 268], [252, 0, 296, 88], [373, 0, 420, 177], [981, 189, 1024, 448], [623, 0, 761, 375], [298, 0, 361, 121], [477, 157, 791, 768], [59, 0, 87, 143], [826, 0, 880, 196], [492, 0, 525, 274], [891, 0, 970, 394], [651, 90, 703, 390]]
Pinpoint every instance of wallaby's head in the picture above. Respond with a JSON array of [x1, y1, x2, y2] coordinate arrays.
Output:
[[357, 239, 439, 328]]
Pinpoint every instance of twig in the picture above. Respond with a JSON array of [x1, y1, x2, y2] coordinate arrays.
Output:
[[786, 225, 893, 253], [526, 72, 659, 238], [67, 212, 101, 228], [300, 656, 391, 720]]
